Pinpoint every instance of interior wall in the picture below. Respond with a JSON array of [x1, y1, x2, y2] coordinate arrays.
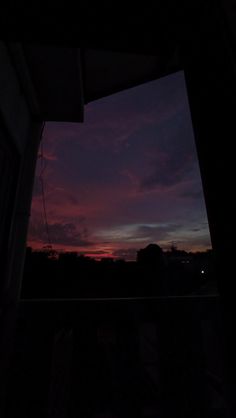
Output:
[[0, 41, 42, 416], [181, 6, 236, 417]]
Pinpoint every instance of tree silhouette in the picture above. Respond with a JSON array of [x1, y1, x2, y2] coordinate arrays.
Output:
[[137, 243, 165, 267], [137, 243, 167, 295]]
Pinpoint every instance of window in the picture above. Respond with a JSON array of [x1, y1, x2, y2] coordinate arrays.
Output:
[[23, 71, 215, 299]]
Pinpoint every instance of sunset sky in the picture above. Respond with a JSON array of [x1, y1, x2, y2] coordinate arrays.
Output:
[[27, 70, 212, 260]]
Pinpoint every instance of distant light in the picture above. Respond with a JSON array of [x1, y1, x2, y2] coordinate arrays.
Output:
[[201, 270, 205, 274]]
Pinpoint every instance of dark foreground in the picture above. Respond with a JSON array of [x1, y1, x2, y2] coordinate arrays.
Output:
[[4, 295, 226, 418]]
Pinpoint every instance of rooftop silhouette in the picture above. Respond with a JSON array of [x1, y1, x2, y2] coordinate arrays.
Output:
[[21, 243, 216, 299]]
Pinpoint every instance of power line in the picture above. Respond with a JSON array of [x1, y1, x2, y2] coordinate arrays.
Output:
[[39, 123, 52, 248]]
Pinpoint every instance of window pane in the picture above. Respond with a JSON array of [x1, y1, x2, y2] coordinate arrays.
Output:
[[23, 71, 216, 299]]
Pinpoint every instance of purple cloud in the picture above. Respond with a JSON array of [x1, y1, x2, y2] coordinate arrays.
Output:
[[28, 221, 92, 247]]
